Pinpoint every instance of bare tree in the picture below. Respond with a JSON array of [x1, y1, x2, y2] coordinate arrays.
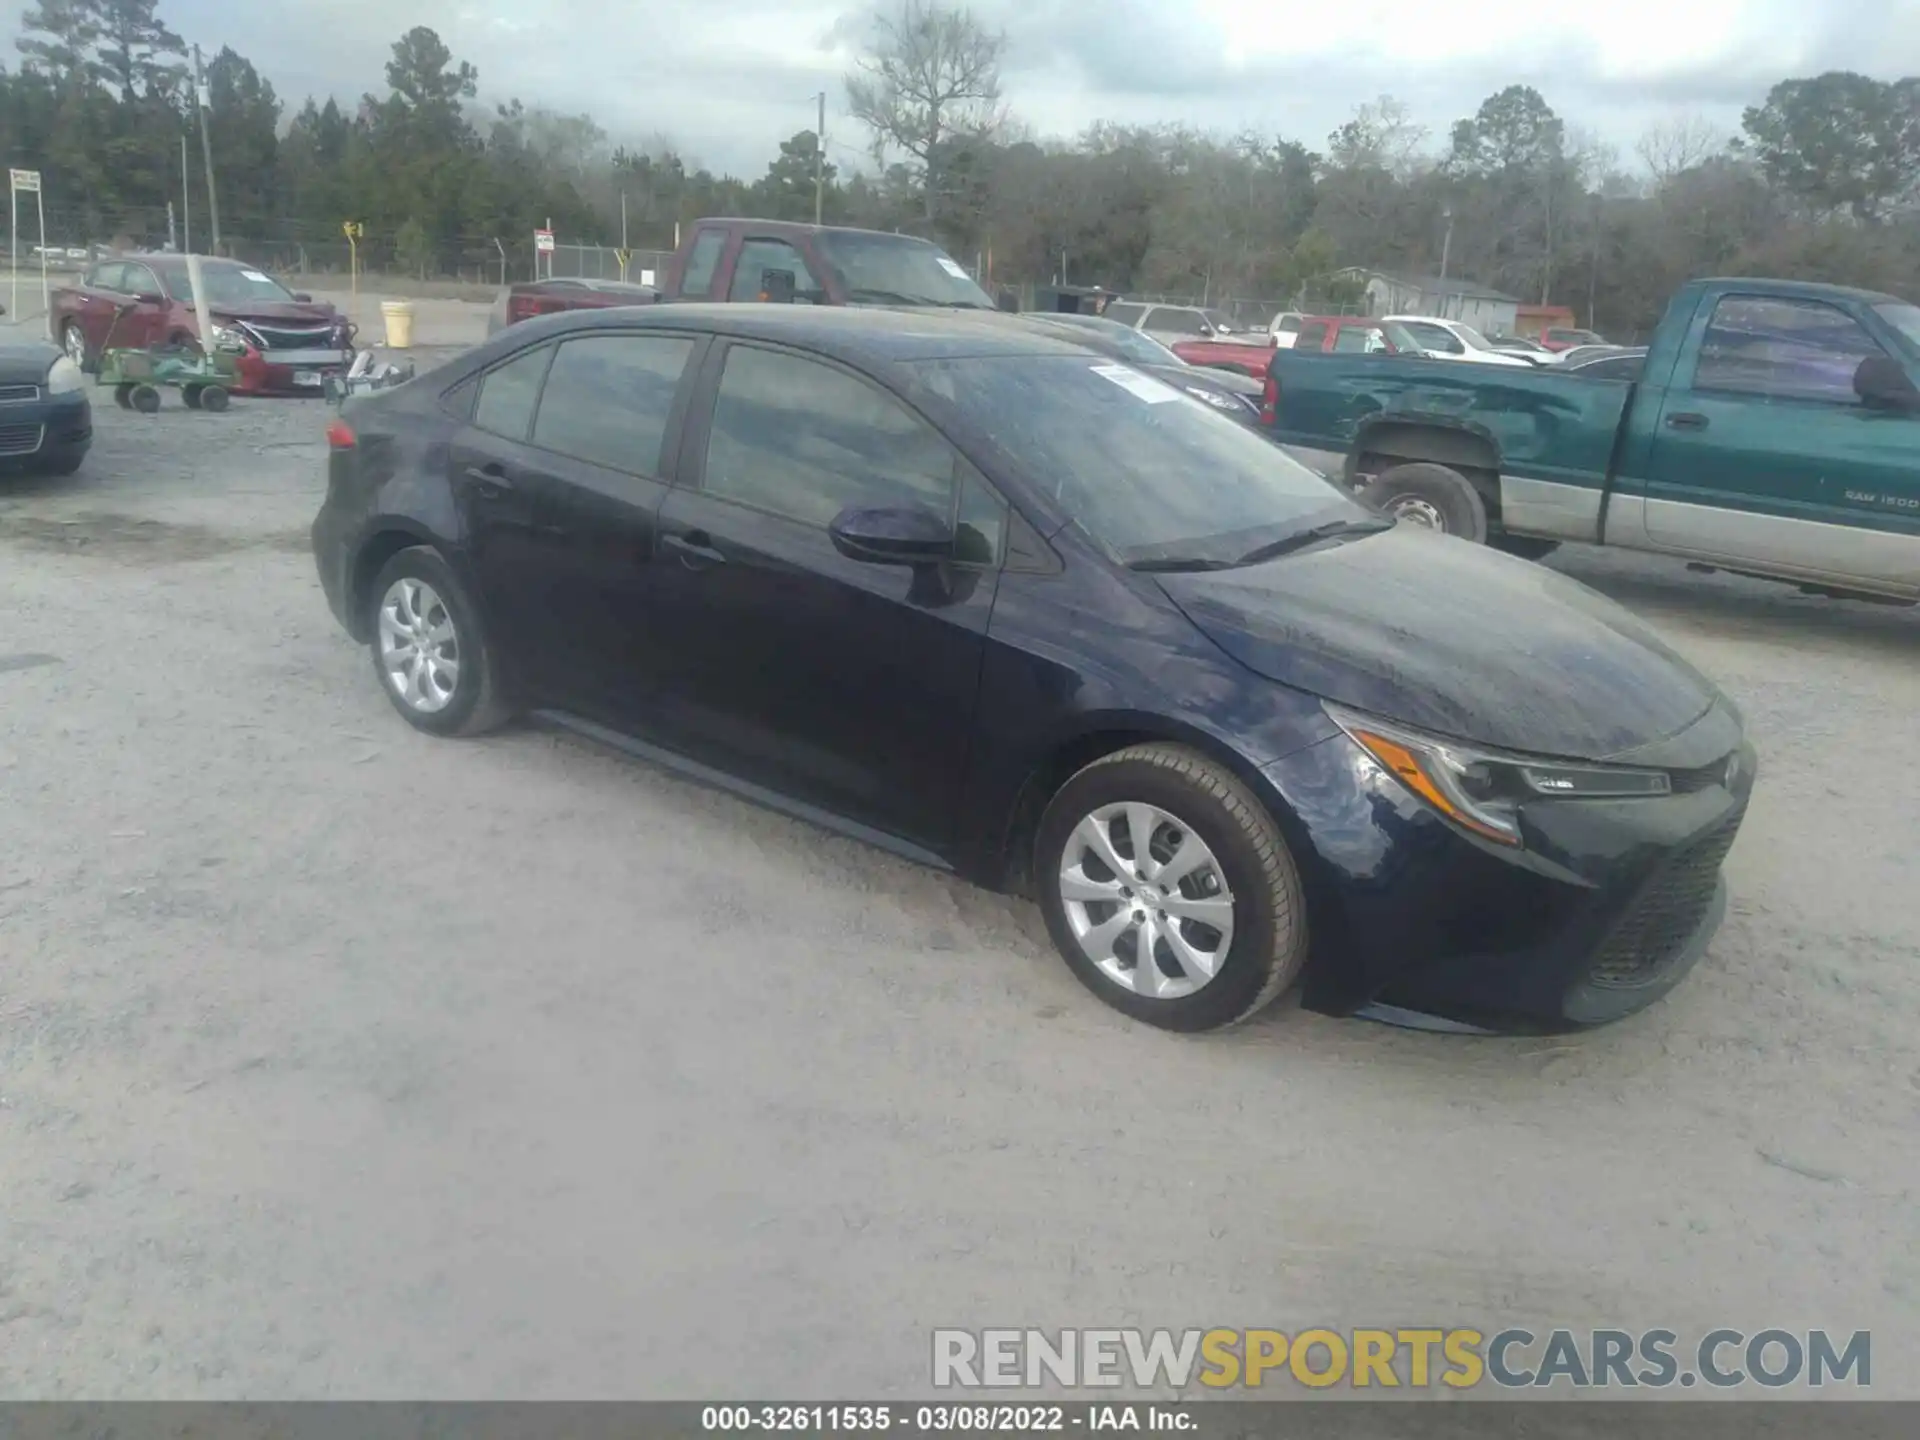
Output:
[[845, 0, 1007, 221], [1636, 113, 1728, 185]]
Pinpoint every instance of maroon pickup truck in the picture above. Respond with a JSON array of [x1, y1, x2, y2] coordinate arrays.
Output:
[[488, 220, 999, 330], [51, 254, 353, 395]]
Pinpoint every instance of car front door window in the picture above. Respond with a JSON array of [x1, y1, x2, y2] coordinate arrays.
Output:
[[1693, 296, 1889, 405], [701, 345, 956, 527]]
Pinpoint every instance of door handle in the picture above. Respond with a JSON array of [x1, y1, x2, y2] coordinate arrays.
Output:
[[1665, 412, 1709, 431], [662, 531, 726, 568], [464, 464, 513, 495]]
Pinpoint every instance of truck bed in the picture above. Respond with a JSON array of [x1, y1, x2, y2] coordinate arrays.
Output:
[[1267, 352, 1634, 494]]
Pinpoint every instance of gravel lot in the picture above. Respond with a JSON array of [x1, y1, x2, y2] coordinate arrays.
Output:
[[1, 378, 1916, 1403]]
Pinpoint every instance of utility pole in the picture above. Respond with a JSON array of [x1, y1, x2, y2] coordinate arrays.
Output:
[[620, 191, 629, 249], [192, 45, 221, 253], [1438, 205, 1454, 281], [180, 133, 191, 253], [813, 92, 826, 226]]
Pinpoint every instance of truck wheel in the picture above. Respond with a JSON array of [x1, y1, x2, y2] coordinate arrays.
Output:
[[1359, 462, 1488, 544], [129, 384, 162, 414]]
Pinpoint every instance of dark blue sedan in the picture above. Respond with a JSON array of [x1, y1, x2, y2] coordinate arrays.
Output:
[[311, 306, 1754, 1034], [0, 342, 92, 475]]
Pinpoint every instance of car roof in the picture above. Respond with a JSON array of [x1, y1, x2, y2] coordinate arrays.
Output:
[[518, 302, 1094, 363], [690, 219, 945, 246]]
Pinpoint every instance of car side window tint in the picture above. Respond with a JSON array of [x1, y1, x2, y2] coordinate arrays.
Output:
[[87, 262, 125, 291], [123, 265, 160, 298], [954, 469, 1006, 567], [530, 333, 695, 475], [1332, 326, 1376, 354], [1693, 296, 1887, 405], [1296, 322, 1329, 350], [702, 345, 955, 528], [679, 230, 725, 299], [729, 239, 819, 302], [1407, 323, 1462, 353], [472, 345, 552, 442]]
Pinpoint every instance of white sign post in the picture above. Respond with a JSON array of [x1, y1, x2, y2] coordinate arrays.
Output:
[[10, 168, 46, 336], [534, 227, 554, 282]]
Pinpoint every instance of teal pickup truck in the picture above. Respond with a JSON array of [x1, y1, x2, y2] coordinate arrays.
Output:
[[1264, 277, 1920, 602]]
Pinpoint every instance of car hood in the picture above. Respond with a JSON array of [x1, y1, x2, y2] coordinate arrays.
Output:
[[206, 301, 340, 324], [1144, 363, 1262, 397], [1156, 524, 1721, 760], [0, 343, 59, 383]]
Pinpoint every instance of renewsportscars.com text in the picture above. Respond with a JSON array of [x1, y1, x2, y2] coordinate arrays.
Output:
[[932, 1327, 1871, 1391]]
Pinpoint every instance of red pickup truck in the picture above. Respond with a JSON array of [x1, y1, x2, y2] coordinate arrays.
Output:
[[488, 219, 1000, 330], [51, 253, 353, 395]]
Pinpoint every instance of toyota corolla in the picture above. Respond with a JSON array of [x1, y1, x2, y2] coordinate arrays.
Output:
[[311, 306, 1755, 1035]]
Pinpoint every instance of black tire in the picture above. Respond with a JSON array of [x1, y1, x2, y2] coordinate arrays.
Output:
[[365, 545, 510, 738], [1490, 534, 1560, 561], [183, 385, 204, 410], [1358, 461, 1489, 543], [199, 385, 230, 412], [113, 383, 134, 409], [1034, 743, 1308, 1032], [129, 384, 161, 414]]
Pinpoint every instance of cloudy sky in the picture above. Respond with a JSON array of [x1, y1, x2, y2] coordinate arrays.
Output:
[[8, 0, 1920, 174]]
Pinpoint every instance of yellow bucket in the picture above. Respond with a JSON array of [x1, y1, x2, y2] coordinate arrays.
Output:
[[379, 300, 415, 349]]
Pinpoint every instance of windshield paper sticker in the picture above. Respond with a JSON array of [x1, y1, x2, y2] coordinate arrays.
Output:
[[1091, 364, 1182, 404], [241, 270, 271, 282], [935, 255, 971, 280]]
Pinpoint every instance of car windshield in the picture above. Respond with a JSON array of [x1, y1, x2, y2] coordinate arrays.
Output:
[[1872, 302, 1920, 352], [815, 231, 995, 309], [912, 355, 1369, 565], [1454, 324, 1495, 350], [1048, 316, 1185, 367], [156, 263, 295, 304]]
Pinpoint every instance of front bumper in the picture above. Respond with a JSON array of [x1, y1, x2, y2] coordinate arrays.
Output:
[[232, 346, 352, 396], [1261, 705, 1756, 1031], [0, 390, 92, 466]]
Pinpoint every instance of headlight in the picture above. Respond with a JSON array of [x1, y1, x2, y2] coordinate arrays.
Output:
[[208, 324, 249, 354], [1186, 386, 1250, 413], [1327, 704, 1671, 846], [46, 355, 84, 394]]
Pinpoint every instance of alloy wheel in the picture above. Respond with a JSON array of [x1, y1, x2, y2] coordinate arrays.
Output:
[[377, 576, 461, 714], [1057, 801, 1236, 1000], [62, 324, 85, 366]]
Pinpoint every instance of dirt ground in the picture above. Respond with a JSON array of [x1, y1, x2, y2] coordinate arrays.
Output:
[[0, 383, 1915, 1403]]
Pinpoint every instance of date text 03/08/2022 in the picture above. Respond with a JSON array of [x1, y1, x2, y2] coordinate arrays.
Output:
[[701, 1404, 1194, 1433]]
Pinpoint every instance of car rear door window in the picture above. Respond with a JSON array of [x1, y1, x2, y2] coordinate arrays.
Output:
[[472, 344, 553, 442], [701, 345, 955, 528], [1295, 321, 1330, 351], [729, 239, 819, 302], [1332, 325, 1382, 354], [1402, 321, 1463, 354], [529, 333, 696, 475], [1693, 296, 1887, 405], [679, 229, 726, 299]]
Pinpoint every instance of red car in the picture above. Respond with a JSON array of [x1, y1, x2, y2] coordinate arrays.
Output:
[[52, 254, 354, 396], [1289, 316, 1408, 355], [1540, 326, 1606, 352], [486, 278, 662, 335]]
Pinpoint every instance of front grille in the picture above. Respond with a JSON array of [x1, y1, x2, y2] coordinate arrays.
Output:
[[0, 383, 41, 403], [1587, 807, 1745, 988], [0, 423, 45, 456], [241, 323, 336, 351]]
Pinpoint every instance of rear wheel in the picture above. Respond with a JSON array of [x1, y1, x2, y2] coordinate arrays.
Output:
[[61, 320, 90, 372], [1358, 461, 1488, 543], [1035, 744, 1308, 1032], [366, 546, 510, 738], [113, 383, 134, 409], [199, 384, 230, 412]]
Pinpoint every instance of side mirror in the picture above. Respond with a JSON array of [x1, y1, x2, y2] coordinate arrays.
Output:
[[292, 291, 313, 303], [134, 291, 164, 305], [1854, 355, 1920, 412], [757, 268, 796, 304], [828, 504, 954, 565]]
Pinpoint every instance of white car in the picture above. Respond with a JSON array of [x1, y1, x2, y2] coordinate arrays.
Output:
[[1382, 316, 1537, 368], [1268, 312, 1304, 349]]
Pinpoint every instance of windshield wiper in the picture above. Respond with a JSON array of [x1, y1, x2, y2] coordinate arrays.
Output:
[[845, 287, 924, 305], [1230, 519, 1390, 567], [1128, 555, 1236, 573]]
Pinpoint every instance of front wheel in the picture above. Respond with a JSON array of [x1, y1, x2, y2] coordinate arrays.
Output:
[[1358, 462, 1488, 543], [366, 546, 510, 737], [1035, 744, 1308, 1032], [61, 320, 90, 372]]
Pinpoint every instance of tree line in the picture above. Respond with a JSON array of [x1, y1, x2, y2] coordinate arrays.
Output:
[[3, 0, 1918, 336]]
